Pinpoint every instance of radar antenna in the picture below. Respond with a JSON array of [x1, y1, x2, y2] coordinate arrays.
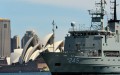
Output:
[[88, 0, 106, 30], [71, 21, 75, 31]]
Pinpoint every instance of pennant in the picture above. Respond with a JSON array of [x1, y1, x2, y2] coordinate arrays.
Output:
[[56, 26, 58, 29]]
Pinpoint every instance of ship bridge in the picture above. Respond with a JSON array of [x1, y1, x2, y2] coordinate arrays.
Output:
[[68, 28, 114, 37]]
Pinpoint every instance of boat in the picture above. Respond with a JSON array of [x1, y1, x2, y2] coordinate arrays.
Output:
[[41, 0, 120, 75]]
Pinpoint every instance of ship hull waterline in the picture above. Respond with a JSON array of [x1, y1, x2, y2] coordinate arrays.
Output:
[[41, 52, 120, 74]]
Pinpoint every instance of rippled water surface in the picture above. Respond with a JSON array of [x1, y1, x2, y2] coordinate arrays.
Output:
[[0, 72, 51, 75]]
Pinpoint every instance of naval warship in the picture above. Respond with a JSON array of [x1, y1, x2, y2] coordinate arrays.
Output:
[[41, 0, 120, 75]]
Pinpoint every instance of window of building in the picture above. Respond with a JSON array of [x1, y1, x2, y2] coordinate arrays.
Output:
[[4, 24, 7, 28]]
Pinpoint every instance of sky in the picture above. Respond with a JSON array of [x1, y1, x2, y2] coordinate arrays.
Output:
[[0, 0, 120, 41]]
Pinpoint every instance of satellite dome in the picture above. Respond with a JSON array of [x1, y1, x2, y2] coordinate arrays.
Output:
[[71, 21, 76, 27]]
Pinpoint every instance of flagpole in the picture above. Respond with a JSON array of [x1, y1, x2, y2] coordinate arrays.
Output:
[[52, 20, 58, 52]]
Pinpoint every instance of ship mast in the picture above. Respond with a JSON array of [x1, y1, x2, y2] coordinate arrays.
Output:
[[109, 0, 119, 22], [52, 20, 55, 52], [100, 0, 104, 30], [89, 0, 106, 30], [114, 0, 117, 21], [52, 20, 57, 52]]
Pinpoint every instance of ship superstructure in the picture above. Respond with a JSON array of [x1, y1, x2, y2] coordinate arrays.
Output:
[[41, 0, 120, 75]]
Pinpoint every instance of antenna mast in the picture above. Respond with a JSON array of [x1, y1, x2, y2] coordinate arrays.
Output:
[[52, 20, 55, 52], [114, 0, 117, 21], [110, 0, 118, 22], [52, 20, 57, 52]]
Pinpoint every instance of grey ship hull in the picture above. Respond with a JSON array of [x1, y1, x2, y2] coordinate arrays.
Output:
[[41, 52, 120, 74]]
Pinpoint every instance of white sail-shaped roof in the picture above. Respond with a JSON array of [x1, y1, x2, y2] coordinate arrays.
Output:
[[24, 46, 33, 63], [6, 57, 10, 65], [43, 33, 53, 47], [10, 52, 21, 64], [14, 49, 23, 55], [24, 43, 40, 63], [20, 36, 34, 63], [10, 49, 23, 64], [55, 49, 61, 52], [29, 50, 40, 61], [47, 40, 64, 52], [54, 40, 64, 51]]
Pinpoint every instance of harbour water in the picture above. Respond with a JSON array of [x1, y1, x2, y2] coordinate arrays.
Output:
[[0, 72, 51, 75], [1, 72, 120, 75]]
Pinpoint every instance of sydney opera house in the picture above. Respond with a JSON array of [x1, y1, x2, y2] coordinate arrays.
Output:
[[0, 32, 64, 72]]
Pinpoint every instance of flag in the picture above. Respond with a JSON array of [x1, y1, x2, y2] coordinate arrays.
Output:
[[56, 26, 58, 29], [52, 20, 58, 29]]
